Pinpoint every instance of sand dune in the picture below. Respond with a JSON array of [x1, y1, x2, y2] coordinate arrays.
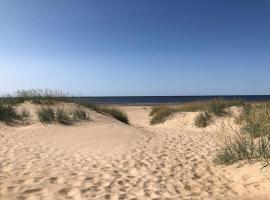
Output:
[[1, 105, 270, 199]]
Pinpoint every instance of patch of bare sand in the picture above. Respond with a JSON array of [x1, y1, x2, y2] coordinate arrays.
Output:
[[1, 105, 270, 199]]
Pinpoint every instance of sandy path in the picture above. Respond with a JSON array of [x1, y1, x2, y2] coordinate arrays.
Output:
[[1, 106, 270, 199]]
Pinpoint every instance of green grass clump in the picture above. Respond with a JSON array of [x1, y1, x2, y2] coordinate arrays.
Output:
[[215, 103, 270, 166], [215, 133, 270, 165], [101, 107, 129, 124], [79, 102, 129, 124], [0, 104, 18, 123], [17, 89, 69, 105], [195, 111, 210, 127], [236, 104, 270, 138], [205, 99, 228, 116], [37, 107, 55, 123], [77, 101, 100, 113], [71, 107, 89, 121], [0, 96, 26, 106], [149, 99, 245, 125], [37, 106, 89, 124], [179, 101, 205, 112], [55, 108, 72, 125], [150, 105, 178, 125]]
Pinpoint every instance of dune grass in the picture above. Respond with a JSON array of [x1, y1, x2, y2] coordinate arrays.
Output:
[[70, 107, 89, 121], [79, 102, 129, 124], [37, 106, 89, 125], [215, 132, 270, 165], [194, 111, 211, 128], [215, 103, 270, 165], [150, 99, 244, 125], [55, 108, 72, 125], [19, 108, 31, 125], [150, 105, 178, 125], [0, 103, 18, 123], [0, 89, 130, 125], [17, 89, 69, 105], [100, 107, 129, 124], [0, 101, 31, 125], [37, 107, 56, 123]]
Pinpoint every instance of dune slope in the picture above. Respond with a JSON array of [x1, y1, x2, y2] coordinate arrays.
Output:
[[1, 106, 270, 200]]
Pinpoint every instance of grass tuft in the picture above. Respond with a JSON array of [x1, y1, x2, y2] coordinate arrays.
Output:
[[150, 105, 177, 125], [55, 108, 72, 125], [0, 103, 18, 123], [149, 99, 244, 125], [71, 107, 89, 121], [37, 107, 55, 123], [215, 103, 270, 166], [101, 107, 129, 124], [17, 89, 69, 105], [194, 111, 210, 127], [37, 106, 89, 124], [79, 102, 129, 124]]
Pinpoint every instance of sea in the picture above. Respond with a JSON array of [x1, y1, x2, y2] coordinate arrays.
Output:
[[74, 95, 270, 105]]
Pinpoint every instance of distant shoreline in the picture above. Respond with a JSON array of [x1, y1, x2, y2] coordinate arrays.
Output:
[[73, 95, 270, 105]]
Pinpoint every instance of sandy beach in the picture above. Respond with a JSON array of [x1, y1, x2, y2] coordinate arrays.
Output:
[[1, 105, 270, 200]]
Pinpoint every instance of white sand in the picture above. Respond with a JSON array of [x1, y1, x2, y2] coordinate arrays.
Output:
[[1, 105, 270, 199]]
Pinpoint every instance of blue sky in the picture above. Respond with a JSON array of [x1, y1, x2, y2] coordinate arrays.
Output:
[[0, 0, 269, 96]]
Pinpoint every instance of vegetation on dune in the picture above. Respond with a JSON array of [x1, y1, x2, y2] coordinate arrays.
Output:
[[194, 111, 211, 128], [215, 132, 270, 166], [215, 103, 270, 165], [0, 103, 19, 123], [150, 105, 178, 125], [0, 101, 31, 124], [0, 88, 129, 125], [100, 107, 129, 124], [77, 101, 101, 113], [37, 106, 56, 123], [0, 96, 25, 106], [37, 106, 89, 125], [148, 100, 270, 166], [79, 102, 129, 124], [19, 108, 31, 125], [70, 107, 89, 121], [17, 89, 69, 105], [55, 108, 72, 125], [149, 99, 244, 125]]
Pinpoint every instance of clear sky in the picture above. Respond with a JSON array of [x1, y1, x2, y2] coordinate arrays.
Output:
[[0, 0, 269, 96]]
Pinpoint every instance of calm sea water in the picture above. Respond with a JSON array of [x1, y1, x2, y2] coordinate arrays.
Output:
[[75, 95, 270, 105]]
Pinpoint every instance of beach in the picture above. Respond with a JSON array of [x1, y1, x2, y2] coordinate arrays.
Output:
[[1, 105, 270, 200]]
